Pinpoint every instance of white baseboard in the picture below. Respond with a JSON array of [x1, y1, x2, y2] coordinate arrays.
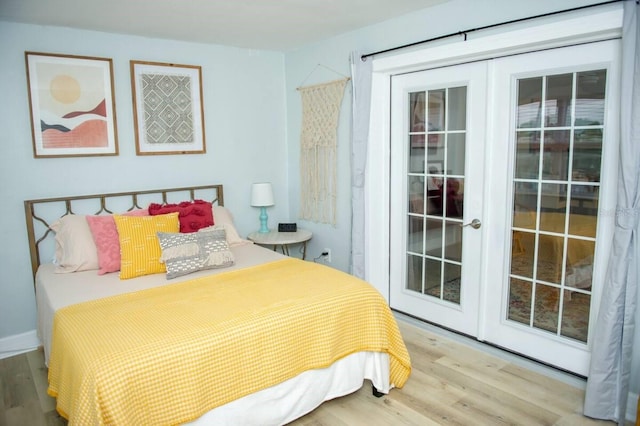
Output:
[[0, 329, 40, 360], [627, 391, 638, 424]]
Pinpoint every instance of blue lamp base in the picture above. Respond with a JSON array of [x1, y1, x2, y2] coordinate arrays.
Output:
[[258, 207, 269, 233]]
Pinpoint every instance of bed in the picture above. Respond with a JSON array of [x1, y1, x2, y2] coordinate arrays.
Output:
[[24, 184, 411, 425]]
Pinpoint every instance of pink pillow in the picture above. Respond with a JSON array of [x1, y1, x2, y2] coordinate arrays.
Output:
[[86, 209, 148, 275]]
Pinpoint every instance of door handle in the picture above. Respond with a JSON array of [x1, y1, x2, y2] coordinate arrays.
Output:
[[460, 218, 481, 229]]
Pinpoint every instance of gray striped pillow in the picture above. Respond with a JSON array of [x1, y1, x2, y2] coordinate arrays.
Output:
[[157, 229, 234, 279]]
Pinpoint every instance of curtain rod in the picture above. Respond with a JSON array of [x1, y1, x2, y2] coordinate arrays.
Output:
[[360, 0, 628, 61]]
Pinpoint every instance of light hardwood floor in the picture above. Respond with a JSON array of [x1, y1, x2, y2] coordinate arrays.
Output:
[[0, 318, 621, 425]]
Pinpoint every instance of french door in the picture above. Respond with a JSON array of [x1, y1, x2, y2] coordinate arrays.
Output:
[[389, 61, 488, 337], [389, 40, 619, 375]]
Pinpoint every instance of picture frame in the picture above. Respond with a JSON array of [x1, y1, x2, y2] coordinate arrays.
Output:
[[130, 61, 206, 155], [25, 52, 119, 158]]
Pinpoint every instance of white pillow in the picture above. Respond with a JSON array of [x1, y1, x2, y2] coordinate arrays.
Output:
[[203, 206, 252, 247], [50, 215, 99, 273]]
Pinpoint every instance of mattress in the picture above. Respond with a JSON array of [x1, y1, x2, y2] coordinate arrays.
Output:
[[36, 244, 393, 425]]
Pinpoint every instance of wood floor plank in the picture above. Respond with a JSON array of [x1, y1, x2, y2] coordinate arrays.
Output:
[[418, 362, 542, 425], [0, 354, 35, 410], [500, 361, 586, 408], [395, 367, 466, 407], [435, 355, 581, 416], [291, 409, 348, 426], [43, 409, 66, 426], [390, 388, 480, 425], [320, 386, 419, 425], [453, 384, 560, 425], [0, 374, 7, 426], [26, 349, 56, 414], [402, 352, 536, 424], [4, 397, 47, 426], [555, 413, 615, 425]]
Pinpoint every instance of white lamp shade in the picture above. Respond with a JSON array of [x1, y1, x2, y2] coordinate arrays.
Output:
[[251, 183, 274, 207]]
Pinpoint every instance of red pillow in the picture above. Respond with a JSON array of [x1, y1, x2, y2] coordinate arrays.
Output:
[[148, 200, 214, 233]]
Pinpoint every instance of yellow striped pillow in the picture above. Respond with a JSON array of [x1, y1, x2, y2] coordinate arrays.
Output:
[[114, 212, 180, 279]]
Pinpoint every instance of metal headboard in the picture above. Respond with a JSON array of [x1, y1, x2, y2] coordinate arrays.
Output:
[[24, 184, 224, 281]]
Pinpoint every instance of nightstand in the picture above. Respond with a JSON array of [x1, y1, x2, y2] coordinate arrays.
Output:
[[247, 229, 312, 260]]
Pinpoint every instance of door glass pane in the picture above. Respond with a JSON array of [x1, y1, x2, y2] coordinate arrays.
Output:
[[424, 258, 441, 296], [532, 284, 560, 334], [561, 293, 591, 341], [409, 136, 425, 173], [447, 86, 467, 131], [537, 234, 563, 284], [427, 134, 444, 163], [545, 73, 573, 127], [508, 278, 532, 325], [517, 77, 542, 128], [569, 193, 598, 237], [405, 86, 466, 305], [443, 262, 461, 304], [445, 177, 464, 219], [508, 70, 606, 343], [539, 183, 567, 219], [425, 220, 442, 258], [426, 161, 443, 216], [566, 238, 595, 290], [515, 131, 540, 179], [573, 129, 602, 183], [575, 70, 606, 126], [410, 92, 426, 131], [444, 220, 462, 262], [542, 130, 570, 181], [407, 254, 423, 292], [407, 217, 424, 254], [447, 133, 465, 175], [408, 175, 424, 214], [511, 231, 534, 278], [513, 182, 537, 230], [428, 89, 445, 131]]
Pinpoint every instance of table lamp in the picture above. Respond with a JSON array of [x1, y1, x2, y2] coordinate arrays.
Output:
[[251, 182, 274, 233]]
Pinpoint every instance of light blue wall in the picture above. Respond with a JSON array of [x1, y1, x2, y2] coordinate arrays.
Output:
[[0, 21, 287, 340], [283, 0, 638, 407]]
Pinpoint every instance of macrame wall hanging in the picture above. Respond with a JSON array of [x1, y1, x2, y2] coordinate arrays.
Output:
[[298, 77, 348, 225]]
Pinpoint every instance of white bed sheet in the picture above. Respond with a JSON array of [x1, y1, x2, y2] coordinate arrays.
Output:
[[36, 244, 390, 425]]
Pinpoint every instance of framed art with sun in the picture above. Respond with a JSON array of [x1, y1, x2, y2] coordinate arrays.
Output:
[[25, 52, 119, 158]]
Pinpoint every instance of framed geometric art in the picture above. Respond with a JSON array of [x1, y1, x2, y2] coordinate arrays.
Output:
[[130, 61, 206, 155], [25, 52, 119, 158]]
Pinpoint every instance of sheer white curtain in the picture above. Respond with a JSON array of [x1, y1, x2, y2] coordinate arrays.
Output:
[[349, 52, 372, 279], [584, 1, 639, 423]]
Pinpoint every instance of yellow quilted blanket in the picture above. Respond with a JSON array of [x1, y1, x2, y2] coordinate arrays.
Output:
[[48, 258, 411, 425]]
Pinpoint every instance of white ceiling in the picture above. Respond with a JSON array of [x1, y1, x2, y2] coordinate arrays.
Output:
[[0, 0, 448, 51]]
